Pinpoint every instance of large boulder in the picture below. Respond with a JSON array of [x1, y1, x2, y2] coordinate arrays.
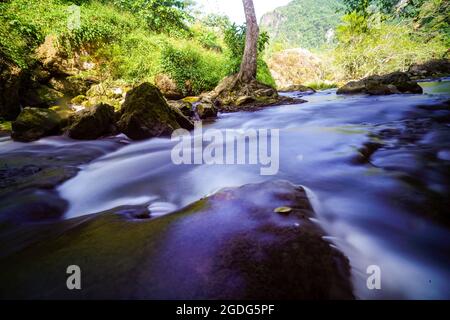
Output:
[[66, 103, 116, 140], [0, 180, 354, 299], [117, 83, 194, 140], [337, 71, 423, 95], [11, 107, 62, 142]]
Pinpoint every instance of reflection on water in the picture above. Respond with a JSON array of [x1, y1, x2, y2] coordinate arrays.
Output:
[[2, 79, 450, 299]]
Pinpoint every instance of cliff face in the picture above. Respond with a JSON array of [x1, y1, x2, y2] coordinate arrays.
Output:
[[260, 0, 343, 49]]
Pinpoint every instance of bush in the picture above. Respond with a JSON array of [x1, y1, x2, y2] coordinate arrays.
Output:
[[223, 23, 275, 87], [333, 12, 448, 80], [161, 42, 227, 95]]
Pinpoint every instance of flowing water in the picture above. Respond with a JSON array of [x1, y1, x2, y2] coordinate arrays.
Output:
[[1, 79, 449, 299]]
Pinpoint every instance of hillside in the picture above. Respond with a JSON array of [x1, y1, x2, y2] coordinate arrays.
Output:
[[260, 0, 344, 49]]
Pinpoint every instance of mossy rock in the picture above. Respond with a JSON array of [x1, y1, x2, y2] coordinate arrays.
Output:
[[11, 107, 62, 142], [196, 102, 218, 119], [35, 85, 64, 106], [0, 180, 354, 299], [337, 71, 423, 95], [66, 103, 115, 140], [117, 83, 193, 140], [167, 100, 193, 118], [182, 96, 200, 104], [71, 95, 87, 105]]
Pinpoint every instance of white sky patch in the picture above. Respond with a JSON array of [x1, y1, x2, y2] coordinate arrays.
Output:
[[195, 0, 291, 24]]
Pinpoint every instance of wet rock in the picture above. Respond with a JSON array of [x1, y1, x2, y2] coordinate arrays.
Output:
[[11, 107, 62, 142], [196, 102, 218, 119], [66, 103, 116, 140], [337, 71, 423, 95], [208, 77, 307, 112], [117, 83, 194, 140], [353, 141, 383, 164], [0, 189, 68, 223], [0, 180, 354, 299], [115, 206, 152, 220], [167, 100, 194, 118]]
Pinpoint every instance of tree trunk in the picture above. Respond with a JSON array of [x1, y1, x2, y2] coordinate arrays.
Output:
[[238, 0, 259, 83]]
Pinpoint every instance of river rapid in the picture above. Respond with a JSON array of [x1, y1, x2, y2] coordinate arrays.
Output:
[[1, 78, 449, 299]]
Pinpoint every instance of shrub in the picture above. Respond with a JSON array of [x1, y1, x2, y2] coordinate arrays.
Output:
[[333, 12, 447, 80], [223, 23, 275, 87], [161, 42, 227, 95]]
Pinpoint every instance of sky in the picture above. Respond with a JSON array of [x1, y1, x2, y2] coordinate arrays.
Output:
[[195, 0, 292, 24]]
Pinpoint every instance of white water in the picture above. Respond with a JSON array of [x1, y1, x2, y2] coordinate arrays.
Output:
[[3, 79, 449, 299]]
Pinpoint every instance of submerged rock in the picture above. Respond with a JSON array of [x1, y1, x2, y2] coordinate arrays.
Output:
[[66, 103, 116, 140], [11, 107, 62, 142], [337, 71, 423, 95], [117, 83, 194, 140], [0, 180, 354, 299]]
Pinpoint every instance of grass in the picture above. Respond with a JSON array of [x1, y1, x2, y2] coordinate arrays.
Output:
[[0, 0, 273, 96]]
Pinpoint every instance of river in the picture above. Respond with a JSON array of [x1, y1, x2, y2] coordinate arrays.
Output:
[[1, 78, 449, 299]]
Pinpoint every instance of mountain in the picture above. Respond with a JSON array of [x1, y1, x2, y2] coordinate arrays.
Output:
[[260, 0, 344, 49]]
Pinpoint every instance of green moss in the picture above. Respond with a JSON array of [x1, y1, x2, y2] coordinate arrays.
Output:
[[70, 95, 87, 105], [0, 120, 12, 132]]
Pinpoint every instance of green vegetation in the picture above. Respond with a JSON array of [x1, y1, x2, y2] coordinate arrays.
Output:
[[332, 0, 449, 80], [260, 0, 344, 50], [0, 120, 12, 132], [264, 0, 449, 86], [0, 0, 274, 96]]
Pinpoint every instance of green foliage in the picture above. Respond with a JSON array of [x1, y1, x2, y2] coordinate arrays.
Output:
[[333, 11, 447, 79], [0, 120, 12, 132], [222, 23, 274, 86], [413, 0, 450, 47], [106, 0, 192, 33], [256, 59, 276, 88], [99, 31, 166, 83], [260, 0, 344, 49], [161, 42, 226, 95], [1, 0, 276, 94]]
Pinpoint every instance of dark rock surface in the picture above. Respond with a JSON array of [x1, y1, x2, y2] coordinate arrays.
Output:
[[66, 103, 116, 140], [117, 83, 194, 140], [337, 71, 423, 95], [0, 180, 354, 299]]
